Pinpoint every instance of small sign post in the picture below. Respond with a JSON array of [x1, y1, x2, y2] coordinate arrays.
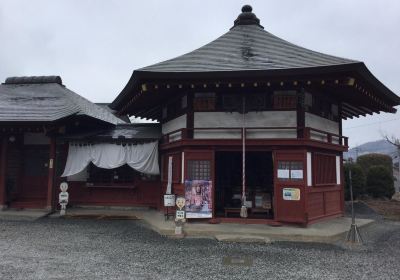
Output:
[[164, 157, 175, 220], [174, 196, 186, 237], [164, 194, 176, 220], [59, 182, 69, 216]]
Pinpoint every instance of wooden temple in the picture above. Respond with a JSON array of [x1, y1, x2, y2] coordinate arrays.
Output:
[[1, 5, 399, 225], [110, 5, 400, 224]]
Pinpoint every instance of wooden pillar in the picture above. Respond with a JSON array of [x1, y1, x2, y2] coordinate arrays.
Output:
[[186, 93, 194, 139], [297, 88, 306, 139], [46, 137, 56, 210], [0, 137, 8, 209]]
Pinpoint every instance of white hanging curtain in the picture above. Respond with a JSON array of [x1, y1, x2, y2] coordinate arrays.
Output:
[[61, 141, 159, 177]]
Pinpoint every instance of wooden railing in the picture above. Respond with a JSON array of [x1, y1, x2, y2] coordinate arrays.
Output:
[[162, 127, 348, 147]]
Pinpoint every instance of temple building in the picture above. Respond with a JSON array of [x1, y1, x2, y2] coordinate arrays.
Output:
[[1, 5, 399, 225], [110, 5, 400, 224]]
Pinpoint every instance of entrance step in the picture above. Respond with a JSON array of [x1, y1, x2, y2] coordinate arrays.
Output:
[[0, 209, 50, 221], [215, 234, 272, 244], [65, 213, 139, 220], [9, 201, 47, 209]]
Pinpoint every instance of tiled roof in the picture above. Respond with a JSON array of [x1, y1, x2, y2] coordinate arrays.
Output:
[[62, 123, 161, 141], [0, 76, 125, 125], [139, 8, 356, 73]]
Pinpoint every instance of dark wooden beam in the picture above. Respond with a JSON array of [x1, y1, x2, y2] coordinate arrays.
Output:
[[297, 88, 306, 138], [0, 137, 8, 209], [342, 103, 366, 117], [46, 136, 56, 210]]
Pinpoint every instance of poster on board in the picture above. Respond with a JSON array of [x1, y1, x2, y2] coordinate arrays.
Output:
[[184, 180, 212, 218], [282, 188, 301, 201]]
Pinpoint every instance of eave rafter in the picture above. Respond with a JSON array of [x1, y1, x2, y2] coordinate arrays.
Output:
[[118, 75, 397, 119]]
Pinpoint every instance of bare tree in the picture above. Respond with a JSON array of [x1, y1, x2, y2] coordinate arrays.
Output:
[[384, 134, 400, 193], [385, 134, 400, 149]]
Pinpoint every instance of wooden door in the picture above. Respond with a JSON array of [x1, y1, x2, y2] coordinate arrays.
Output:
[[20, 146, 49, 201], [273, 150, 307, 224]]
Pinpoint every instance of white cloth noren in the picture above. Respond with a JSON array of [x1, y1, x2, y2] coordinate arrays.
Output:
[[61, 141, 159, 177]]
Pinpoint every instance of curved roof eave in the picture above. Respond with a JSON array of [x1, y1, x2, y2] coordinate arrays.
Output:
[[353, 63, 400, 105], [111, 62, 398, 110], [110, 5, 400, 110]]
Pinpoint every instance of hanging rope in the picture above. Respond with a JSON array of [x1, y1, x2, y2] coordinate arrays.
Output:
[[240, 96, 248, 218]]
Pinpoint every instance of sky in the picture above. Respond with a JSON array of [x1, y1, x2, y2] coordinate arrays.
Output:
[[0, 0, 399, 147]]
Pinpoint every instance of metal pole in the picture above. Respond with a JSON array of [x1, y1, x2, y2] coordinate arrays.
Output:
[[346, 162, 363, 244], [349, 169, 355, 225], [240, 96, 248, 218], [398, 148, 400, 192]]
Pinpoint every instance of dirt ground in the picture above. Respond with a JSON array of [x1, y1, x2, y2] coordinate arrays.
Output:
[[362, 199, 400, 220]]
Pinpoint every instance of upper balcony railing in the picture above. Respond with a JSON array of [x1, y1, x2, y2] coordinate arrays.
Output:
[[162, 127, 348, 147]]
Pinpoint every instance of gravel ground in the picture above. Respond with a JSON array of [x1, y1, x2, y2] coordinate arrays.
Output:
[[0, 216, 399, 280]]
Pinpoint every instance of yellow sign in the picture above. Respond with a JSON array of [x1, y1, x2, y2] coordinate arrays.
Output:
[[282, 188, 300, 201]]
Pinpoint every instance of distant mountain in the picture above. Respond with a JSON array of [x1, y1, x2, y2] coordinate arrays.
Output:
[[344, 139, 398, 160]]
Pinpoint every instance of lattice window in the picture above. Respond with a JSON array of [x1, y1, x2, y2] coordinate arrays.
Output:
[[277, 161, 304, 181], [193, 92, 216, 111], [313, 153, 336, 185], [273, 90, 297, 109], [188, 160, 211, 180]]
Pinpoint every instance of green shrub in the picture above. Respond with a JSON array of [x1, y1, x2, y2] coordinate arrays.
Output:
[[357, 153, 393, 176], [344, 163, 366, 200], [366, 165, 395, 198]]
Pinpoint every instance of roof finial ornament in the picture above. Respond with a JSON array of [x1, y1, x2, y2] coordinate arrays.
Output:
[[231, 5, 264, 29], [242, 5, 252, 13]]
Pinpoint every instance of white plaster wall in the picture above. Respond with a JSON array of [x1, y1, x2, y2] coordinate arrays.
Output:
[[305, 112, 339, 135], [194, 111, 296, 128], [24, 133, 50, 145], [194, 129, 242, 139], [193, 111, 297, 139], [309, 131, 328, 142], [246, 129, 297, 139], [162, 114, 187, 135]]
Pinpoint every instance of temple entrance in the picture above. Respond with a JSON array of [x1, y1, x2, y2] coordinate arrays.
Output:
[[215, 151, 274, 219], [8, 145, 49, 208]]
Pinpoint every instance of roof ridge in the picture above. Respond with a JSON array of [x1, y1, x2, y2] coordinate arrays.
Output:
[[4, 76, 63, 85]]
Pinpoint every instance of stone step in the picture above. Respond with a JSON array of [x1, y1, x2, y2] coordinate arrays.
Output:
[[215, 234, 272, 244]]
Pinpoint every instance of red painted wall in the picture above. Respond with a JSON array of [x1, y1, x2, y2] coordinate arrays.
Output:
[[60, 180, 162, 209]]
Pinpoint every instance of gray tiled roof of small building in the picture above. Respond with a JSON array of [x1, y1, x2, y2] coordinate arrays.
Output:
[[139, 6, 357, 73], [98, 124, 161, 140], [61, 123, 161, 141], [0, 76, 125, 124]]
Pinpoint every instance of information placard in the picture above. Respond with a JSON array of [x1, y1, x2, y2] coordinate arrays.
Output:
[[290, 170, 303, 179], [163, 194, 176, 207], [282, 188, 301, 201], [277, 169, 290, 179]]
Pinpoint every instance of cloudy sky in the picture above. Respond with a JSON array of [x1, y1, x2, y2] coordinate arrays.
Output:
[[0, 0, 399, 147]]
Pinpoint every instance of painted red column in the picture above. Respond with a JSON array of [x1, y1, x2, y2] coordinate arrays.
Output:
[[46, 137, 56, 210], [0, 137, 8, 209]]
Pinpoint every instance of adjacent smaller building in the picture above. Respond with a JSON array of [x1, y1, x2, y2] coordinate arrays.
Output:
[[0, 76, 161, 210]]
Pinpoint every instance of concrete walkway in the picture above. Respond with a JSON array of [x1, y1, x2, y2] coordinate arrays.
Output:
[[49, 207, 374, 243], [136, 209, 373, 243]]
